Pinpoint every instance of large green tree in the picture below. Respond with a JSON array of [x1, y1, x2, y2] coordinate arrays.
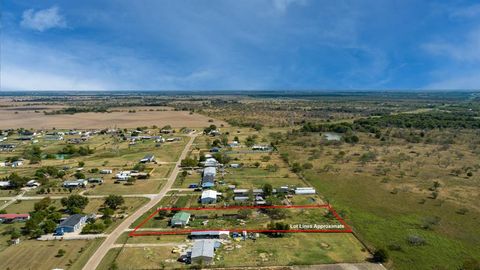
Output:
[[61, 195, 89, 213], [104, 195, 125, 210]]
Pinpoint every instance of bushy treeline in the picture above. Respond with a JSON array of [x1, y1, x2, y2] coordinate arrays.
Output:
[[58, 145, 94, 156], [302, 111, 480, 134], [44, 107, 108, 115], [226, 119, 263, 131], [354, 111, 480, 129]]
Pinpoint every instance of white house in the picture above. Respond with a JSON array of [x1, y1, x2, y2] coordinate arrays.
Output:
[[204, 158, 218, 167], [228, 141, 240, 147], [140, 154, 155, 163], [116, 171, 131, 180], [63, 179, 88, 188], [26, 180, 40, 187], [203, 167, 216, 177], [201, 190, 218, 204], [11, 160, 23, 167], [0, 181, 11, 188], [252, 145, 271, 151]]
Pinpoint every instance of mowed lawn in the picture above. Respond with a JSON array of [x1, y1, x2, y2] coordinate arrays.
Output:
[[0, 239, 103, 270]]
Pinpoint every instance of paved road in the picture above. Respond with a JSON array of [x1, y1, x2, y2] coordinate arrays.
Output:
[[82, 133, 197, 270], [0, 191, 25, 210]]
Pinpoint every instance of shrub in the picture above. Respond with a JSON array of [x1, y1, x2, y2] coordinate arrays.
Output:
[[56, 249, 66, 257], [372, 248, 388, 263], [407, 235, 426, 246]]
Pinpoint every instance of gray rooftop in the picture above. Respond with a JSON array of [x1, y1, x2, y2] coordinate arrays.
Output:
[[191, 240, 215, 258], [58, 214, 85, 227]]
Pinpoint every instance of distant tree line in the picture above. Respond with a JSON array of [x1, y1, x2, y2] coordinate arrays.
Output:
[[226, 119, 263, 131], [44, 107, 108, 115], [302, 111, 480, 135], [354, 111, 480, 129]]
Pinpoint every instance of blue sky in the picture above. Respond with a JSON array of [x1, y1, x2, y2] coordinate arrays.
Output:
[[1, 0, 480, 90]]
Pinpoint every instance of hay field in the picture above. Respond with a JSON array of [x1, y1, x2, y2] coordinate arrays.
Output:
[[0, 105, 227, 129]]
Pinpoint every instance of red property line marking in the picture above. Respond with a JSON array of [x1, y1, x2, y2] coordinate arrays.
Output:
[[129, 204, 352, 237]]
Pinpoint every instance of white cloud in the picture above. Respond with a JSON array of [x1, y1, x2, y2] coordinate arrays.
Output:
[[20, 6, 67, 31], [1, 38, 115, 90]]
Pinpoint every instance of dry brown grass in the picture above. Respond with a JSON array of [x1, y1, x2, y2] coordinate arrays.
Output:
[[0, 105, 227, 129]]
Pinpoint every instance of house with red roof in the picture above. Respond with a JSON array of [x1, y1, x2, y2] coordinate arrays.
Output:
[[0, 214, 30, 223]]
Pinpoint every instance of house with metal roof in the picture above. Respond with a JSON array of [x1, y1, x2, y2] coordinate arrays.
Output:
[[140, 154, 155, 163], [201, 190, 218, 204], [171, 212, 191, 227], [234, 196, 249, 201], [252, 145, 271, 151], [233, 189, 249, 195], [294, 187, 316, 195], [201, 181, 215, 189], [189, 231, 229, 239], [203, 167, 216, 176], [87, 178, 104, 184], [0, 214, 30, 223], [63, 179, 88, 188], [0, 181, 12, 188], [204, 158, 218, 167], [201, 174, 215, 189], [190, 239, 216, 264], [55, 214, 87, 234]]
